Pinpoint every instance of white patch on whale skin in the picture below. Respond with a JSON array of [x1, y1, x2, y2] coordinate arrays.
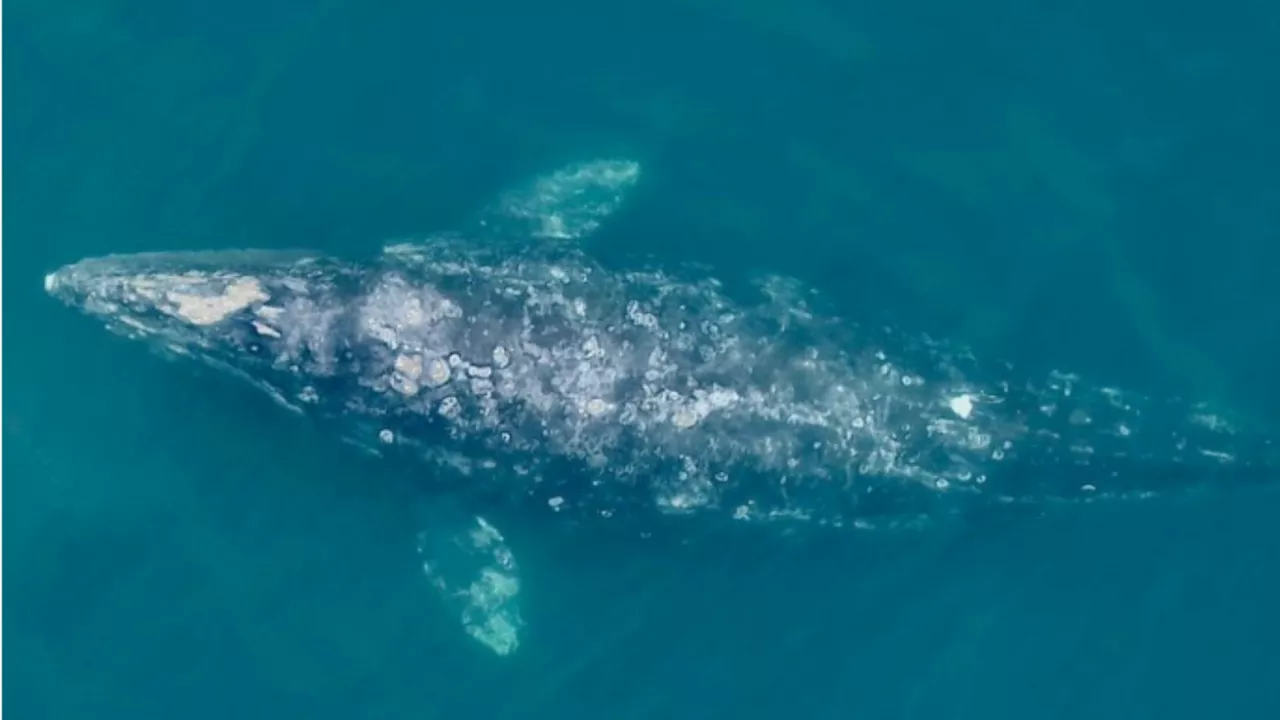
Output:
[[357, 272, 462, 352], [162, 276, 270, 325], [948, 393, 975, 420], [252, 320, 282, 338]]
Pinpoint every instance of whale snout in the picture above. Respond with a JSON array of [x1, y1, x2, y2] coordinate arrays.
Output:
[[42, 258, 115, 311], [42, 249, 331, 354], [43, 263, 81, 304]]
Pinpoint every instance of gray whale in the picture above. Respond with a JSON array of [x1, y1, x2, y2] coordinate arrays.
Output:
[[43, 159, 1277, 652]]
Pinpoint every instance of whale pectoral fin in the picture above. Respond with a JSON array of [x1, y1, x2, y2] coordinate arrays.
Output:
[[476, 157, 642, 242], [414, 498, 524, 656], [379, 157, 641, 262]]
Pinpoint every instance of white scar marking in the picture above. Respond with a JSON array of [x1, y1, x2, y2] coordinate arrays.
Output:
[[252, 320, 282, 338], [391, 353, 425, 396], [167, 277, 269, 325], [672, 406, 698, 429], [948, 393, 975, 420], [395, 353, 424, 380], [424, 357, 451, 387]]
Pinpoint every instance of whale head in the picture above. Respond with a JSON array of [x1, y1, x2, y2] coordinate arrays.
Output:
[[44, 249, 367, 412]]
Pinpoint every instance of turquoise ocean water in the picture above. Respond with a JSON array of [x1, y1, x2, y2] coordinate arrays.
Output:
[[5, 1, 1280, 718]]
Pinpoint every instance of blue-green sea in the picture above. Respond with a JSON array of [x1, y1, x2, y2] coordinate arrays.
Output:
[[5, 1, 1280, 718]]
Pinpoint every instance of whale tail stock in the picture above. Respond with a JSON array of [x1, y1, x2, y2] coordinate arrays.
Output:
[[943, 367, 1280, 509]]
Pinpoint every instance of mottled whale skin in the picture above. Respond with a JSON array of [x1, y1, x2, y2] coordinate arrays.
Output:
[[43, 211, 1276, 534]]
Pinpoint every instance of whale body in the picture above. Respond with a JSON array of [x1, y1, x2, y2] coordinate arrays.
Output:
[[43, 159, 1277, 652]]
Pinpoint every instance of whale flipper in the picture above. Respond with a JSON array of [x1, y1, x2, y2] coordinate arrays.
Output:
[[414, 497, 523, 656], [483, 157, 641, 242], [381, 158, 641, 270], [426, 158, 641, 250]]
